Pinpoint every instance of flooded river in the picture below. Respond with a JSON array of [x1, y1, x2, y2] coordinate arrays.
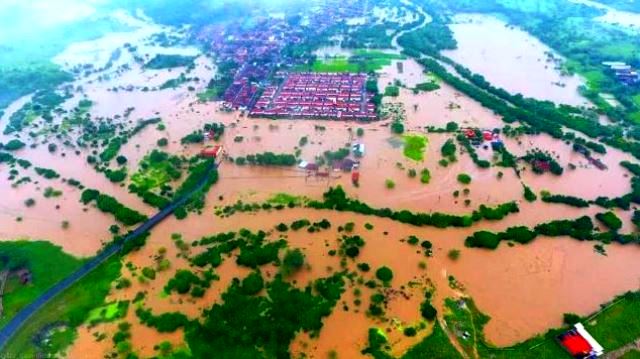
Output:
[[442, 14, 591, 107]]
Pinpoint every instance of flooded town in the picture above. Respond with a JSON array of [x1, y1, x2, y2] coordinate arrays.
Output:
[[1, 0, 640, 358]]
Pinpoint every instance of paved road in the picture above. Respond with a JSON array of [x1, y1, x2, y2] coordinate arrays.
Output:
[[0, 162, 219, 350]]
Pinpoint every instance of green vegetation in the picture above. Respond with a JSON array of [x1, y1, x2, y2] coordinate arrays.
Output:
[[441, 138, 457, 163], [34, 167, 60, 180], [385, 179, 396, 189], [219, 186, 522, 229], [384, 85, 400, 97], [235, 152, 297, 167], [541, 192, 590, 208], [80, 189, 147, 226], [375, 266, 393, 283], [523, 184, 537, 202], [457, 173, 472, 185], [129, 150, 184, 209], [414, 81, 441, 93], [300, 51, 404, 73], [403, 321, 461, 359], [596, 211, 623, 231], [0, 241, 84, 328], [2, 139, 25, 151], [403, 134, 428, 161], [465, 216, 599, 249], [144, 54, 195, 70], [2, 257, 122, 357], [457, 134, 490, 168], [420, 169, 431, 184], [183, 272, 345, 358]]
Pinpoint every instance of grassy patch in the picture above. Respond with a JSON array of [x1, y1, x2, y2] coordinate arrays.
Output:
[[402, 321, 462, 358], [587, 292, 640, 351], [2, 257, 122, 357], [267, 193, 305, 206], [0, 241, 85, 329], [403, 134, 428, 161]]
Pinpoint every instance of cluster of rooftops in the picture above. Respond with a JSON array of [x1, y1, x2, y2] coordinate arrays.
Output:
[[249, 73, 377, 120]]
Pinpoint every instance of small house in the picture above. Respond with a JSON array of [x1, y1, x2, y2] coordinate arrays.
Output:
[[201, 145, 224, 158], [557, 323, 604, 358]]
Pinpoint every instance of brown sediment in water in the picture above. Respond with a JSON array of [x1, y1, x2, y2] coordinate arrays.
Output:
[[3, 18, 640, 355], [67, 202, 640, 356], [442, 14, 590, 107]]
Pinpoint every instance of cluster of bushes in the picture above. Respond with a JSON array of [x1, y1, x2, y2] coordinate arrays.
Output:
[[466, 217, 593, 250], [165, 269, 212, 296], [456, 135, 490, 168], [339, 235, 366, 258], [323, 148, 350, 163], [441, 139, 457, 163], [234, 152, 297, 167], [522, 150, 563, 175], [35, 167, 60, 179], [541, 192, 590, 208], [384, 85, 400, 97], [308, 186, 519, 229], [184, 272, 345, 358], [523, 184, 537, 202], [105, 168, 127, 183], [174, 158, 219, 218], [99, 137, 123, 162], [415, 81, 440, 92], [144, 54, 195, 70], [595, 211, 623, 231], [2, 139, 26, 151], [80, 188, 147, 226], [136, 307, 190, 332]]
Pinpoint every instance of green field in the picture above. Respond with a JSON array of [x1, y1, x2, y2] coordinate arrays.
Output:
[[2, 257, 122, 357], [301, 50, 405, 73], [0, 241, 85, 329], [403, 134, 428, 161]]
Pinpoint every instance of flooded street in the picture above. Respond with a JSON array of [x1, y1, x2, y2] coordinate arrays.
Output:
[[442, 14, 591, 107]]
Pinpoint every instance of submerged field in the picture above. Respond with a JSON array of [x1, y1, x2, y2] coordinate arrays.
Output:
[[1, 0, 640, 358]]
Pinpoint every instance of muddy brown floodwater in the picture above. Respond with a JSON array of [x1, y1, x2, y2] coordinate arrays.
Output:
[[68, 206, 640, 357], [3, 11, 640, 356], [443, 14, 591, 107]]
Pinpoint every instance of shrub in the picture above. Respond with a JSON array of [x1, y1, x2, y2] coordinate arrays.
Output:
[[595, 211, 623, 231], [356, 128, 365, 137], [563, 313, 581, 326], [457, 173, 472, 184], [403, 327, 417, 337], [24, 198, 36, 207], [282, 249, 305, 274], [420, 301, 437, 321], [375, 266, 393, 282], [420, 169, 431, 184], [447, 249, 461, 260], [523, 184, 537, 202], [275, 223, 289, 232], [157, 138, 168, 147], [241, 271, 264, 295], [345, 246, 360, 258], [116, 156, 128, 165], [391, 121, 404, 134], [142, 267, 156, 280], [385, 179, 395, 189], [3, 139, 25, 151], [465, 231, 500, 249]]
